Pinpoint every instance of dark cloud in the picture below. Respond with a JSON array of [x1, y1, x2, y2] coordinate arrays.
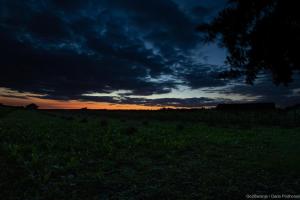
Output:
[[51, 0, 89, 11], [38, 94, 231, 108], [180, 64, 226, 88], [192, 6, 213, 19], [27, 11, 70, 41], [216, 74, 300, 107], [123, 97, 231, 107], [0, 95, 27, 99], [0, 0, 216, 98], [0, 0, 299, 107]]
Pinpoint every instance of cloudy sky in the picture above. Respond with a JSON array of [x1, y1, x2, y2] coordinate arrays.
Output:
[[0, 0, 300, 109]]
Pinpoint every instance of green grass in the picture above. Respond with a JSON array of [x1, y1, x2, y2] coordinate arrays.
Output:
[[1, 108, 300, 199]]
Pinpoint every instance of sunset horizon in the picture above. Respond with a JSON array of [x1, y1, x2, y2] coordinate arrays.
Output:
[[1, 0, 300, 108], [1, 1, 300, 199]]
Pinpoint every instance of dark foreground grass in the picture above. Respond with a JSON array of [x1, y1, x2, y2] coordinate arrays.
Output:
[[0, 107, 300, 199]]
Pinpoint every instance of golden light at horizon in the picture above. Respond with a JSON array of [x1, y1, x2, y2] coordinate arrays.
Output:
[[0, 87, 216, 110], [0, 87, 170, 110], [0, 95, 166, 110]]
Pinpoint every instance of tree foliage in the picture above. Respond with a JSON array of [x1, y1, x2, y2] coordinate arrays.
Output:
[[198, 0, 300, 85]]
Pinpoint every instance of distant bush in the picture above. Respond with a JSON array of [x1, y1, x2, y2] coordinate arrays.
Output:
[[25, 103, 38, 110]]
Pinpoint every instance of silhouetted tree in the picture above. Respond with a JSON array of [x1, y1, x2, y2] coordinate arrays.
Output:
[[198, 0, 300, 85], [25, 103, 39, 110]]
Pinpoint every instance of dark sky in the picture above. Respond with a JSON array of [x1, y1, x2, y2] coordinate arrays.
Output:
[[0, 0, 300, 108]]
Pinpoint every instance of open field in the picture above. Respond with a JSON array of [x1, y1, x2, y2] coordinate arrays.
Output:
[[1, 107, 300, 199]]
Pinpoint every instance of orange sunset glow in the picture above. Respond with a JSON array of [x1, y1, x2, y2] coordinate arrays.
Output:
[[0, 96, 165, 110]]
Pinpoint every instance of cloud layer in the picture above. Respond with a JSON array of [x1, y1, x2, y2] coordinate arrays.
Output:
[[0, 0, 299, 107]]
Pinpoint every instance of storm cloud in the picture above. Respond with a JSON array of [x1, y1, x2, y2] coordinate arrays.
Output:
[[0, 0, 299, 107]]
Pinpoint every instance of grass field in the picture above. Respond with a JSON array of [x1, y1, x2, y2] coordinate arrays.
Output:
[[1, 107, 300, 199]]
